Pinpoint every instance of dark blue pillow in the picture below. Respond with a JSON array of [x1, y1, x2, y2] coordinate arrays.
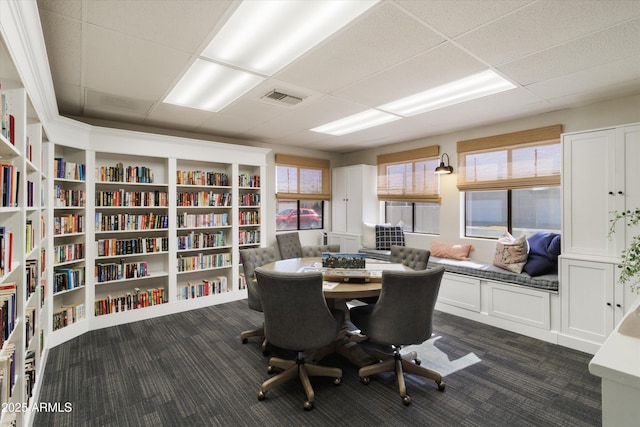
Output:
[[523, 232, 561, 276]]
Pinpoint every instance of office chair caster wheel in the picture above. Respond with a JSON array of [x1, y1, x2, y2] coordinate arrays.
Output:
[[436, 381, 446, 391], [360, 376, 370, 385], [242, 338, 248, 344], [415, 358, 421, 365], [402, 395, 411, 406], [303, 401, 314, 411], [333, 377, 341, 385], [267, 366, 275, 374], [258, 391, 266, 401]]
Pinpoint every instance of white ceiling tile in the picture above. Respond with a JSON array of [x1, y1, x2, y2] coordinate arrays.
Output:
[[83, 25, 192, 99], [276, 2, 445, 93], [395, 0, 532, 38], [53, 82, 83, 116], [334, 42, 486, 106], [85, 0, 234, 53], [36, 0, 82, 20], [526, 55, 640, 101], [457, 0, 640, 66], [38, 10, 82, 86], [499, 19, 640, 85]]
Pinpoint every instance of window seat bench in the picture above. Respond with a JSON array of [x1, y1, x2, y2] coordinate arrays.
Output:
[[359, 250, 559, 292], [359, 249, 561, 345]]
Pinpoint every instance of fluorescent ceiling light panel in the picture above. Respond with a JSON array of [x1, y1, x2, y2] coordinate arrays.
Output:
[[310, 109, 401, 136], [202, 0, 379, 76], [164, 59, 264, 112], [379, 70, 516, 117]]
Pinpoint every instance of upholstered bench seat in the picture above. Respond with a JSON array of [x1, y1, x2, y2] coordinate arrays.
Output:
[[358, 249, 391, 261], [358, 250, 558, 292], [427, 256, 558, 292]]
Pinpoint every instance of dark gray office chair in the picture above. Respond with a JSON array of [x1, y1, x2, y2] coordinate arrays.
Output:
[[357, 245, 430, 305], [239, 247, 279, 354], [389, 245, 430, 270], [276, 232, 303, 259], [350, 267, 446, 405], [255, 268, 344, 410], [301, 244, 340, 257]]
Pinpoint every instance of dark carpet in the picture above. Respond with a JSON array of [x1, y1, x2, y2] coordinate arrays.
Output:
[[34, 300, 601, 426]]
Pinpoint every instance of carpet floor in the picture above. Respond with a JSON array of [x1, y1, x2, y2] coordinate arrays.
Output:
[[34, 300, 602, 426]]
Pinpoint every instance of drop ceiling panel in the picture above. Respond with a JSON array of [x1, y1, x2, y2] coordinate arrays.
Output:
[[276, 2, 445, 93], [457, 0, 640, 66], [85, 0, 233, 53], [38, 10, 82, 86], [396, 0, 532, 38], [83, 24, 191, 99], [527, 55, 640, 101], [499, 19, 640, 86], [334, 42, 487, 106], [36, 0, 82, 20]]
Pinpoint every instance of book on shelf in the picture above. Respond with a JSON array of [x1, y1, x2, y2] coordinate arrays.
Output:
[[0, 343, 16, 406], [0, 283, 16, 347]]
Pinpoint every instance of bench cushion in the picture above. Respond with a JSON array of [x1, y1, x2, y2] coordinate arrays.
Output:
[[428, 256, 558, 292]]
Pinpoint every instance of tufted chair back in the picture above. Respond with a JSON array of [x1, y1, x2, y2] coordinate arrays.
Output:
[[301, 244, 341, 258], [390, 246, 430, 271], [239, 247, 280, 312], [276, 232, 303, 259]]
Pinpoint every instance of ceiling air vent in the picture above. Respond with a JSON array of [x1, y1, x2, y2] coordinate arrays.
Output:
[[262, 89, 306, 106]]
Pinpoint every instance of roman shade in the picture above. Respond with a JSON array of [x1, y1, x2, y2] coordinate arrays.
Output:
[[457, 125, 562, 191], [275, 154, 330, 200], [377, 146, 440, 202]]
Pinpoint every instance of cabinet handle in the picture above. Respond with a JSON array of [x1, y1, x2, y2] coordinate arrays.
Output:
[[616, 303, 622, 308], [606, 302, 612, 306], [608, 191, 614, 195], [618, 191, 623, 195]]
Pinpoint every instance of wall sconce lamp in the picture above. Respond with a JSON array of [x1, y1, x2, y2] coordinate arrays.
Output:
[[435, 153, 454, 175]]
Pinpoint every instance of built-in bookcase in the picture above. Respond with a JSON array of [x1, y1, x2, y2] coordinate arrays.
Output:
[[0, 34, 48, 425], [175, 159, 233, 300], [237, 165, 262, 290], [93, 153, 170, 317], [1, 4, 269, 424], [51, 145, 87, 332]]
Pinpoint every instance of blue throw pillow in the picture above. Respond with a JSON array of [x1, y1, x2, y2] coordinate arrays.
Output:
[[523, 232, 561, 276]]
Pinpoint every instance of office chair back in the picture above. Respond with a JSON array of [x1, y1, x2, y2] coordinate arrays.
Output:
[[254, 268, 341, 351], [364, 267, 445, 346], [276, 232, 303, 259], [239, 247, 279, 312], [390, 246, 430, 271], [301, 244, 341, 258]]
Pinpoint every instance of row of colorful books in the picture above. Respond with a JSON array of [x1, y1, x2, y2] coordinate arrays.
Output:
[[96, 237, 168, 257], [177, 253, 231, 272], [52, 303, 85, 331], [0, 227, 12, 277], [54, 157, 86, 181], [176, 170, 229, 186], [178, 277, 228, 300], [176, 212, 229, 229], [96, 163, 154, 183], [95, 189, 168, 207], [94, 287, 166, 316], [0, 163, 18, 208]]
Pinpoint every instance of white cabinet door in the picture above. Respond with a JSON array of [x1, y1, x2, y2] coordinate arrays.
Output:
[[331, 167, 349, 233], [620, 125, 640, 254], [562, 129, 619, 257], [561, 258, 616, 344], [331, 165, 377, 235]]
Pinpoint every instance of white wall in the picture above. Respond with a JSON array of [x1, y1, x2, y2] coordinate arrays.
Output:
[[339, 94, 640, 263]]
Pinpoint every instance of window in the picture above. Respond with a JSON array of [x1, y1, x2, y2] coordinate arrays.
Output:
[[385, 201, 440, 234], [275, 154, 329, 231], [458, 125, 562, 239], [377, 146, 441, 234]]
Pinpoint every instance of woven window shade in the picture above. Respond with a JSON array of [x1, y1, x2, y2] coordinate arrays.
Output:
[[377, 146, 441, 202], [275, 154, 331, 200], [457, 125, 562, 191]]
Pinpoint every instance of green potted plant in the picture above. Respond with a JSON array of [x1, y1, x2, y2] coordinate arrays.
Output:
[[610, 208, 640, 294], [609, 208, 640, 337]]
